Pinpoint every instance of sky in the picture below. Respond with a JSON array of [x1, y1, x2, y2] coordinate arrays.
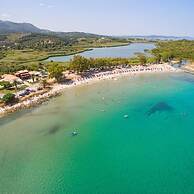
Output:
[[1, 0, 194, 36]]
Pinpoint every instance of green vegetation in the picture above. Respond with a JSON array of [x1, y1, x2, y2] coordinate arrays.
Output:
[[0, 50, 75, 74], [67, 40, 194, 73], [0, 80, 27, 94], [151, 40, 194, 62], [69, 55, 141, 73], [2, 93, 17, 105], [48, 64, 64, 82], [0, 32, 130, 75], [0, 33, 129, 51], [1, 32, 194, 77], [0, 81, 12, 89], [0, 51, 6, 60], [138, 54, 147, 65]]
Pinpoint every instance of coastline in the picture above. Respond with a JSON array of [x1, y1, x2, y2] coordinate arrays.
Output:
[[0, 64, 181, 118], [181, 62, 194, 74]]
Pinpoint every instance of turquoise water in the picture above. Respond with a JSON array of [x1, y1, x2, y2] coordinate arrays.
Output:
[[47, 43, 155, 62], [1, 73, 194, 193]]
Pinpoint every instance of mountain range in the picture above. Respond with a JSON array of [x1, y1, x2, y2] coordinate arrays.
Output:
[[0, 20, 43, 33], [0, 20, 102, 39], [0, 20, 193, 40], [121, 35, 194, 40]]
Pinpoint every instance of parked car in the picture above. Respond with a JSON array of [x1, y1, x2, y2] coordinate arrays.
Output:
[[26, 88, 36, 93], [19, 90, 30, 97]]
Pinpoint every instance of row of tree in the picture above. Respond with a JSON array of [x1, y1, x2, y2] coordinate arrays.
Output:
[[151, 40, 194, 62], [68, 55, 143, 73], [45, 55, 148, 81]]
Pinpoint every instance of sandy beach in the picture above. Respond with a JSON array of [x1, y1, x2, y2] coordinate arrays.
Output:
[[0, 64, 181, 117], [182, 62, 194, 73]]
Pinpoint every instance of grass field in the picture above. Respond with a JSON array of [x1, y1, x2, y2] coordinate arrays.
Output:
[[0, 42, 129, 64]]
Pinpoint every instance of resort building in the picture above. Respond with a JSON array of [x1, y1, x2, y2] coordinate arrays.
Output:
[[15, 70, 31, 80]]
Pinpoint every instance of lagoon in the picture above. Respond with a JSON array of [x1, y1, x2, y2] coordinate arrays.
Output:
[[47, 43, 155, 62], [1, 73, 194, 193]]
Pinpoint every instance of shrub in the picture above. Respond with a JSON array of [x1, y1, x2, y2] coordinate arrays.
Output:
[[2, 93, 18, 105], [0, 81, 12, 89]]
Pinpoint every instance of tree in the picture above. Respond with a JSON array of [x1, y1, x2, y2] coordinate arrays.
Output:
[[48, 64, 64, 82], [13, 80, 18, 92], [2, 93, 17, 105], [138, 55, 147, 65], [70, 55, 90, 73], [147, 57, 157, 64], [155, 54, 162, 64], [41, 79, 48, 89], [161, 52, 171, 62]]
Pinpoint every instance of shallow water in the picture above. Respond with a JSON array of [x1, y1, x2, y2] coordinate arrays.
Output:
[[47, 43, 155, 62], [1, 73, 194, 193]]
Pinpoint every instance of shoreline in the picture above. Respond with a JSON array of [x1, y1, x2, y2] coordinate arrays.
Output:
[[40, 43, 131, 62], [41, 48, 93, 62], [43, 43, 132, 62], [181, 62, 194, 74], [0, 64, 181, 118]]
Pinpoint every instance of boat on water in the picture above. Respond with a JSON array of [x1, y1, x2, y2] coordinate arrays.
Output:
[[72, 131, 78, 136]]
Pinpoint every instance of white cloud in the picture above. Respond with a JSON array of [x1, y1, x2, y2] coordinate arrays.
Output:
[[47, 5, 54, 8], [39, 2, 54, 8], [39, 3, 45, 7], [0, 13, 12, 20]]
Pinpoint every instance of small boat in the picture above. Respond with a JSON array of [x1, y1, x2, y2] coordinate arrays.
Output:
[[72, 131, 78, 136], [124, 115, 129, 118]]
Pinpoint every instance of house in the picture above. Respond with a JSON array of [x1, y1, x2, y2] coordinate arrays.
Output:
[[15, 70, 31, 80]]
